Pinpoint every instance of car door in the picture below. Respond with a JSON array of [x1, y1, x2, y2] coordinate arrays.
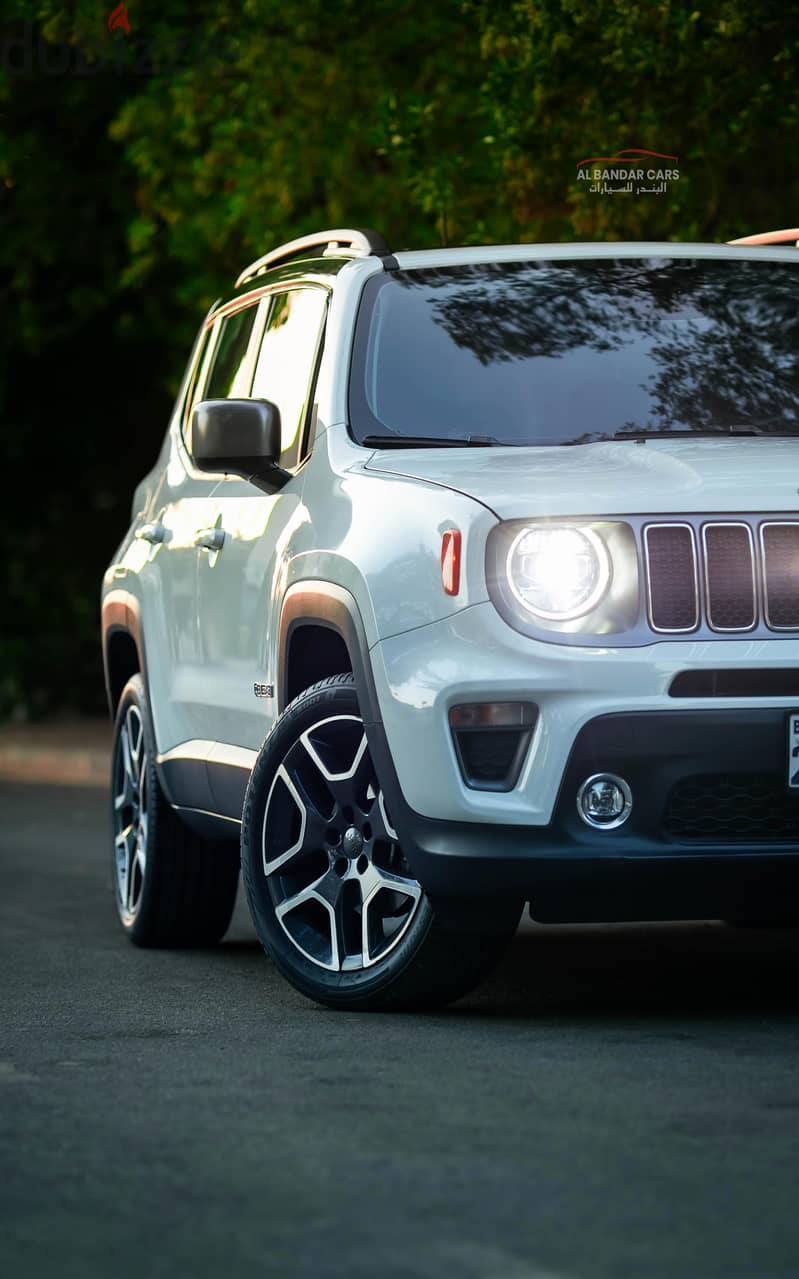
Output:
[[195, 285, 330, 773], [126, 311, 225, 758]]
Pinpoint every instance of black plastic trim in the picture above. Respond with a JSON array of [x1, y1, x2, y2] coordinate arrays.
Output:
[[451, 723, 534, 792], [277, 583, 377, 718], [189, 397, 290, 490], [207, 754, 253, 818], [670, 669, 799, 698], [157, 747, 214, 812]]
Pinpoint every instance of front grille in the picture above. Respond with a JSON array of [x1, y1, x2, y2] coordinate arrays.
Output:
[[644, 518, 799, 635], [644, 524, 698, 631], [762, 523, 799, 628], [702, 523, 756, 630], [663, 773, 799, 842]]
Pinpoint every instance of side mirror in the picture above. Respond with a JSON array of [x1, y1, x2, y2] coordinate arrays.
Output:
[[188, 399, 289, 490]]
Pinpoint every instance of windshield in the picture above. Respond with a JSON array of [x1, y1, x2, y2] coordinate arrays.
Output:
[[348, 257, 799, 445]]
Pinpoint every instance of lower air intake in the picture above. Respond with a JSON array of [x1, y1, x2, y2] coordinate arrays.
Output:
[[663, 773, 799, 843]]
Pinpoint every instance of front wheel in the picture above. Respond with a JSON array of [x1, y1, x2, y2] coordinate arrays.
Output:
[[241, 674, 521, 1010]]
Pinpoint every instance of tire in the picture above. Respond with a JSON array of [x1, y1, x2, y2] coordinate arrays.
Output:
[[110, 674, 240, 947], [241, 674, 522, 1010]]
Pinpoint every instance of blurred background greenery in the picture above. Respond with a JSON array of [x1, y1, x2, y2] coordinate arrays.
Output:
[[1, 0, 797, 717]]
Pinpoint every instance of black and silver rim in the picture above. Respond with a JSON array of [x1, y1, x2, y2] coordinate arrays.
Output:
[[262, 714, 422, 972], [112, 705, 148, 923]]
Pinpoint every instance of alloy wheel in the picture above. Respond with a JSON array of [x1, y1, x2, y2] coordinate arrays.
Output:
[[262, 714, 422, 971], [112, 704, 149, 922]]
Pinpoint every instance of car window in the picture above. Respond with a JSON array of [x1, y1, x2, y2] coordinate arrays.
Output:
[[250, 288, 328, 469], [204, 305, 259, 400]]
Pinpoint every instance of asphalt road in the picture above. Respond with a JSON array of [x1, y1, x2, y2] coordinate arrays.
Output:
[[2, 780, 799, 1279]]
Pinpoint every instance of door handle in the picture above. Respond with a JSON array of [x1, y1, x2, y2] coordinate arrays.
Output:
[[195, 527, 225, 552], [136, 522, 166, 545]]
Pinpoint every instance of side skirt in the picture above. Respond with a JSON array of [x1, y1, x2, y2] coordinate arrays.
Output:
[[157, 739, 257, 834]]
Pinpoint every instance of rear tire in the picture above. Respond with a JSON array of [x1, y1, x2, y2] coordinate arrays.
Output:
[[110, 674, 240, 947], [241, 674, 522, 1010]]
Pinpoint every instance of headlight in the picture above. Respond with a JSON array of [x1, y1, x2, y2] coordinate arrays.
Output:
[[505, 525, 611, 621]]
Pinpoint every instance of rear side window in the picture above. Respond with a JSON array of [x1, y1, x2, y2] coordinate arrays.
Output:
[[250, 288, 328, 469], [205, 305, 259, 400]]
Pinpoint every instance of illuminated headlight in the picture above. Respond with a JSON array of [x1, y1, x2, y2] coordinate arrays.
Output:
[[505, 525, 611, 621]]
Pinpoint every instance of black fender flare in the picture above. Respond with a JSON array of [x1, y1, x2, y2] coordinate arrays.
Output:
[[277, 583, 415, 862], [277, 582, 383, 725]]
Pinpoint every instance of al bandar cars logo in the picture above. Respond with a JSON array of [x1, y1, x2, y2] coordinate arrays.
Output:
[[576, 148, 680, 196]]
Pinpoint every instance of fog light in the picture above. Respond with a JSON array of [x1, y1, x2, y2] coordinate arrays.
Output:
[[576, 773, 632, 830]]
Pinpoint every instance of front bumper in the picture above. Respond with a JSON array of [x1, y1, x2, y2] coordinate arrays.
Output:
[[374, 709, 799, 919], [365, 604, 799, 917], [370, 601, 799, 823]]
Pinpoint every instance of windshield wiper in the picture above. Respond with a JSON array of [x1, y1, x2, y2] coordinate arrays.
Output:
[[561, 423, 797, 445], [612, 428, 763, 440], [362, 434, 504, 448], [615, 426, 799, 441]]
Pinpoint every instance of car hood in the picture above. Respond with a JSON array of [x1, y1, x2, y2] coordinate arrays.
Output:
[[363, 438, 799, 518]]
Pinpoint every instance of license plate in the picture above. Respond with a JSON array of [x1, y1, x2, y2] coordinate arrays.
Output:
[[788, 713, 799, 789]]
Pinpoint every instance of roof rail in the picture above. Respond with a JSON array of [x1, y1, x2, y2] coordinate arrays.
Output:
[[235, 227, 392, 288], [727, 227, 799, 246]]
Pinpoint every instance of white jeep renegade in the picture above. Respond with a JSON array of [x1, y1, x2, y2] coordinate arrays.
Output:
[[102, 226, 799, 1010]]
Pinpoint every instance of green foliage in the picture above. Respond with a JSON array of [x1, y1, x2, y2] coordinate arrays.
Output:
[[0, 0, 796, 715], [471, 0, 799, 241]]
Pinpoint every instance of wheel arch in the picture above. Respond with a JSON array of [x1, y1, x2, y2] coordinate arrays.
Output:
[[101, 590, 146, 719], [276, 584, 510, 913], [278, 584, 381, 724]]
